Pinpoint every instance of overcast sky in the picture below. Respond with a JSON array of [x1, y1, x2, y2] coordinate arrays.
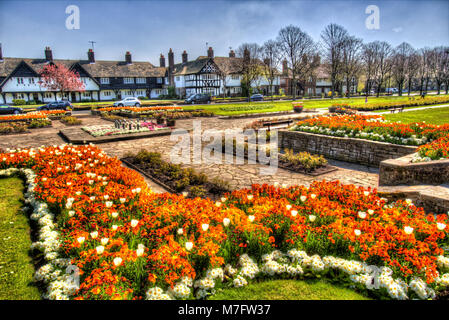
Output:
[[0, 0, 448, 65]]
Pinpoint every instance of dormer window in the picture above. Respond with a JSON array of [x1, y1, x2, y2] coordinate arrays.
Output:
[[28, 78, 35, 84], [17, 77, 24, 84], [100, 78, 110, 84]]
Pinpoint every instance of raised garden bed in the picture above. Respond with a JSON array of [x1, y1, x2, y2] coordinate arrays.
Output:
[[59, 126, 179, 144], [121, 151, 231, 200], [207, 138, 337, 176]]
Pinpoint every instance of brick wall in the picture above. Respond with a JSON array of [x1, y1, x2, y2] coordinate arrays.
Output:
[[279, 130, 417, 166], [379, 154, 449, 185]]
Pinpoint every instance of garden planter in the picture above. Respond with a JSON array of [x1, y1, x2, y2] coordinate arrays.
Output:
[[293, 106, 303, 113], [166, 119, 176, 127]]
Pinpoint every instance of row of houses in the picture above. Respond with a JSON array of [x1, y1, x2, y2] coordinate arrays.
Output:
[[0, 45, 334, 104]]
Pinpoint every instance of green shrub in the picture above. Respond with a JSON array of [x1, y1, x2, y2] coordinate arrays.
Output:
[[61, 116, 82, 125], [28, 120, 51, 128], [189, 185, 206, 198], [280, 149, 327, 170], [12, 99, 26, 106], [0, 122, 27, 133]]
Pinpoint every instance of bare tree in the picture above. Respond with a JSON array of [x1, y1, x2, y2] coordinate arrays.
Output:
[[417, 48, 433, 95], [391, 42, 414, 96], [374, 41, 393, 97], [236, 43, 262, 99], [277, 25, 317, 100], [428, 46, 449, 94], [261, 39, 282, 100], [342, 36, 363, 97], [320, 23, 349, 98], [362, 42, 378, 97], [406, 50, 420, 96]]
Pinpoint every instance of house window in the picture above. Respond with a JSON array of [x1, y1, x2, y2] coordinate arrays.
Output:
[[231, 75, 239, 80], [28, 78, 35, 84], [16, 93, 24, 99], [45, 93, 53, 98], [17, 78, 24, 84], [157, 78, 163, 84], [83, 92, 91, 98], [136, 78, 146, 84], [100, 78, 110, 84], [176, 76, 180, 81], [103, 91, 111, 97], [124, 78, 134, 84]]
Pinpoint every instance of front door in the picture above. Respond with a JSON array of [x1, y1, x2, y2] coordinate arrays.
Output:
[[71, 92, 77, 102]]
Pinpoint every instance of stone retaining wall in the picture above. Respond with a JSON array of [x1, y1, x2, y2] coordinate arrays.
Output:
[[279, 130, 417, 166], [379, 154, 449, 185]]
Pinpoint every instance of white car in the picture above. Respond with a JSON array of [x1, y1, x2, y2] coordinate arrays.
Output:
[[113, 97, 141, 107]]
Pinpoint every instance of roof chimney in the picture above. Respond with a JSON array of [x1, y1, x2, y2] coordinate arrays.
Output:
[[229, 50, 235, 58], [182, 50, 188, 64], [45, 46, 53, 62], [282, 59, 288, 75], [125, 51, 132, 64], [87, 49, 95, 63], [168, 49, 174, 69], [160, 54, 166, 67], [0, 44, 3, 62], [207, 47, 214, 58]]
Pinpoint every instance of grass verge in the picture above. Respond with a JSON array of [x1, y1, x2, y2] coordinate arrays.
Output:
[[0, 176, 40, 300], [209, 279, 370, 300], [384, 106, 449, 125]]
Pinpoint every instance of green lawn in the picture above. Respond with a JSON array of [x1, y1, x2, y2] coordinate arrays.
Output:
[[184, 95, 449, 116], [209, 279, 370, 300], [0, 177, 41, 300], [384, 106, 449, 125]]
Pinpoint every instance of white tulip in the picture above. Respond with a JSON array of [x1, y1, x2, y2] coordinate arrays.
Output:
[[437, 223, 446, 231], [248, 215, 255, 222], [221, 197, 227, 202], [136, 248, 145, 257], [101, 238, 109, 245], [404, 226, 414, 235], [286, 205, 292, 210], [300, 196, 307, 202], [354, 229, 361, 236], [247, 194, 253, 201], [291, 210, 298, 217], [368, 209, 374, 215], [90, 231, 98, 239], [177, 228, 184, 235], [308, 215, 316, 222], [358, 211, 367, 219], [131, 219, 139, 228], [96, 246, 104, 254], [223, 218, 231, 227], [77, 236, 85, 244], [201, 223, 209, 232], [111, 211, 119, 218], [310, 194, 316, 199], [185, 242, 193, 251], [113, 257, 122, 266]]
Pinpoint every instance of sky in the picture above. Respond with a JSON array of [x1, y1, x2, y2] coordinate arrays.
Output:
[[0, 0, 448, 65]]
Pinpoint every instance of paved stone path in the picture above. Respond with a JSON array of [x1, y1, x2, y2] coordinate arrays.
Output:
[[0, 113, 379, 193]]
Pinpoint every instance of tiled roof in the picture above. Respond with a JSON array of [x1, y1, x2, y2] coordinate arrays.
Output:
[[172, 58, 210, 75], [0, 57, 166, 78]]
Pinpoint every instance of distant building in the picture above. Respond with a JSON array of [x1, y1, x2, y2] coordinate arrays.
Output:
[[0, 46, 167, 104]]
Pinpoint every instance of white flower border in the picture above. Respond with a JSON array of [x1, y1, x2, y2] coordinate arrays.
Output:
[[1, 167, 448, 301], [146, 250, 449, 301]]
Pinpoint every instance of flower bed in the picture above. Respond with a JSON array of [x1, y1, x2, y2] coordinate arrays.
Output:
[[349, 96, 449, 111], [1, 145, 449, 300], [122, 150, 231, 198], [82, 123, 169, 137], [61, 116, 82, 126], [0, 112, 48, 122], [293, 114, 449, 147], [98, 106, 182, 114]]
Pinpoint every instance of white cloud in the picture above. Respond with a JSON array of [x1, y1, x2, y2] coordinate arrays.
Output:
[[392, 27, 403, 33]]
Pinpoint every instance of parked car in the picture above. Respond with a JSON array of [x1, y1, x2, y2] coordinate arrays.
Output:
[[0, 104, 23, 115], [386, 88, 399, 94], [113, 97, 141, 107], [37, 100, 73, 111], [250, 94, 264, 101], [184, 93, 211, 104]]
